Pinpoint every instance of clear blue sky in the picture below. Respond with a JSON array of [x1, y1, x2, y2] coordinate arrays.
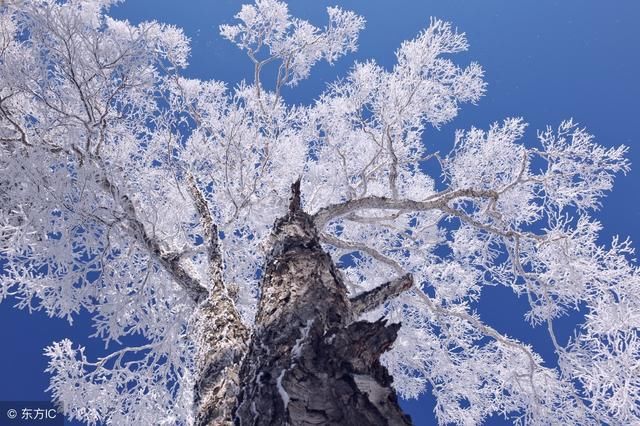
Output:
[[1, 1, 639, 425]]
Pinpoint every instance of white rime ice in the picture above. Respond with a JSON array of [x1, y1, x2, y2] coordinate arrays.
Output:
[[0, 0, 638, 425]]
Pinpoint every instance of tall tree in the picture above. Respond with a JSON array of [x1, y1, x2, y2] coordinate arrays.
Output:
[[1, 0, 638, 425]]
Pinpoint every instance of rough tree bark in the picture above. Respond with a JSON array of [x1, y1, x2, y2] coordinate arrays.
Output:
[[232, 181, 412, 425], [188, 176, 249, 426]]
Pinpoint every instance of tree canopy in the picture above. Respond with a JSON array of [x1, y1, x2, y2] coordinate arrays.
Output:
[[0, 0, 638, 424]]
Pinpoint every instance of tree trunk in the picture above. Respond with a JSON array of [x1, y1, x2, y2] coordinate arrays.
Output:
[[192, 292, 248, 426], [188, 176, 249, 426], [233, 181, 412, 425]]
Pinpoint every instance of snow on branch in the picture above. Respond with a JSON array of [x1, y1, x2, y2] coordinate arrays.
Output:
[[45, 333, 194, 425], [2, 0, 638, 424], [312, 188, 498, 228], [105, 176, 209, 304], [537, 119, 630, 211], [220, 0, 365, 87], [186, 173, 223, 280]]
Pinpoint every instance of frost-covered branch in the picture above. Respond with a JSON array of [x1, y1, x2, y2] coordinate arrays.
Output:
[[220, 0, 365, 88], [2, 0, 638, 424], [96, 171, 208, 304], [320, 231, 405, 275], [45, 333, 193, 425], [312, 188, 498, 228]]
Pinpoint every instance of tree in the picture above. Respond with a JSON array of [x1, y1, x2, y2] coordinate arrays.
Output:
[[1, 0, 638, 424]]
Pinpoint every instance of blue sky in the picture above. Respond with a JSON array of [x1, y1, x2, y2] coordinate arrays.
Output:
[[1, 1, 639, 425]]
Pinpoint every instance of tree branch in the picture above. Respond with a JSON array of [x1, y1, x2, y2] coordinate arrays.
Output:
[[101, 176, 209, 304], [412, 286, 543, 406], [186, 173, 249, 426], [320, 231, 405, 275], [185, 171, 248, 322], [350, 273, 413, 317], [312, 188, 498, 228], [289, 178, 302, 213], [186, 172, 223, 285]]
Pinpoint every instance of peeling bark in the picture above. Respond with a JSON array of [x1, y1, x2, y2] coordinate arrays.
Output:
[[234, 181, 411, 425]]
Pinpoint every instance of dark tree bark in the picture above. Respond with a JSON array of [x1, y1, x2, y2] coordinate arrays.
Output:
[[233, 181, 412, 425]]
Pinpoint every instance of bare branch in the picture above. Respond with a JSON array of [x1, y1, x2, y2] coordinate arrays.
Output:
[[289, 178, 302, 213], [350, 273, 413, 317]]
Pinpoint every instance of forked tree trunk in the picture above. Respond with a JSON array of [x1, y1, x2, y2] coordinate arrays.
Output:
[[232, 182, 412, 425]]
